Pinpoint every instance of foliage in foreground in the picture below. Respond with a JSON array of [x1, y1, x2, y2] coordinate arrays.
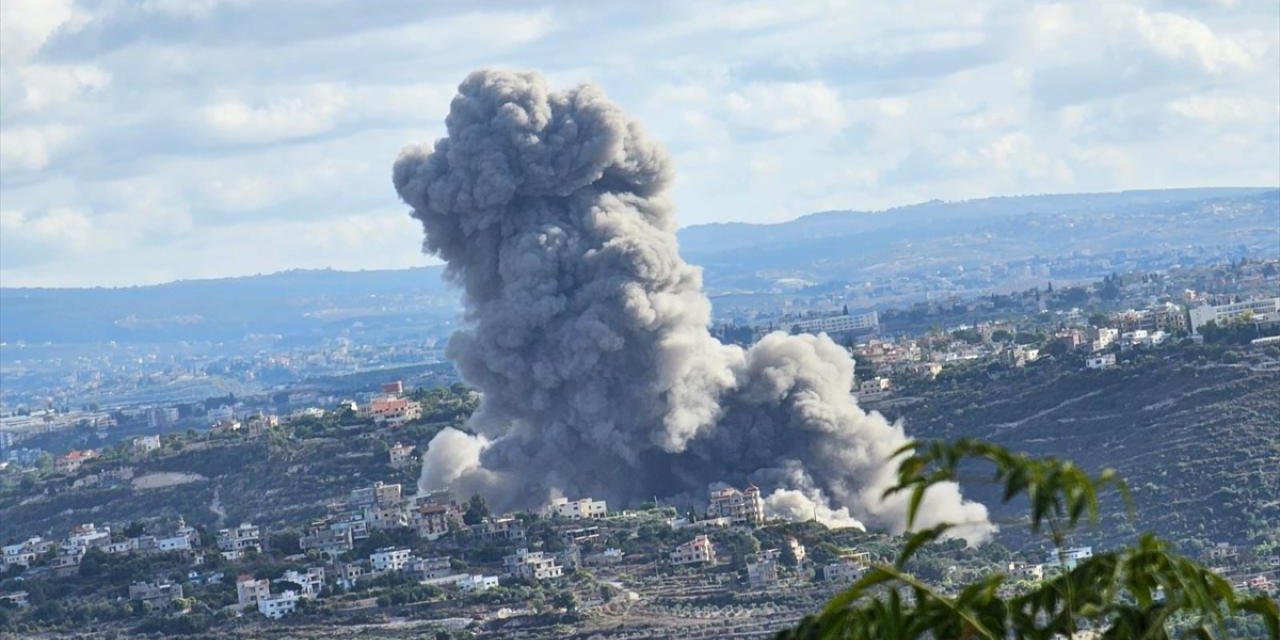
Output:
[[777, 438, 1279, 639]]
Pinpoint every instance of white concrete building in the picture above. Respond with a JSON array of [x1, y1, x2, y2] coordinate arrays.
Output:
[[503, 548, 564, 581], [257, 590, 300, 619], [1047, 546, 1094, 569], [547, 496, 608, 519], [1086, 354, 1116, 370], [277, 567, 325, 598], [457, 574, 499, 592], [133, 435, 161, 453], [370, 547, 412, 572], [707, 484, 764, 526], [1190, 297, 1280, 332], [671, 535, 716, 566], [791, 311, 879, 335]]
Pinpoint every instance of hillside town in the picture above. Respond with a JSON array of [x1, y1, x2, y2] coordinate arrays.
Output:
[[2, 260, 1278, 636]]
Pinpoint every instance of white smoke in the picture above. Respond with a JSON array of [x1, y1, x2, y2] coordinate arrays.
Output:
[[393, 70, 994, 543]]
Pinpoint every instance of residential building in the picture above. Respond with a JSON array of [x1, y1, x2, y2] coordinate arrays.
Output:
[[55, 449, 97, 474], [470, 516, 526, 542], [457, 574, 499, 592], [857, 376, 892, 399], [585, 548, 626, 566], [823, 560, 865, 584], [132, 435, 161, 453], [128, 581, 183, 606], [388, 442, 416, 469], [333, 563, 366, 590], [413, 503, 454, 540], [707, 484, 764, 526], [503, 548, 564, 581], [257, 591, 300, 619], [1007, 562, 1044, 581], [236, 575, 271, 606], [277, 567, 325, 598], [217, 523, 262, 558], [370, 547, 412, 572], [300, 527, 353, 560], [66, 523, 111, 550], [409, 556, 452, 580], [3, 537, 54, 569], [1085, 354, 1116, 370], [365, 396, 421, 425], [547, 496, 608, 519], [1046, 546, 1093, 569], [747, 556, 779, 586], [670, 535, 716, 566]]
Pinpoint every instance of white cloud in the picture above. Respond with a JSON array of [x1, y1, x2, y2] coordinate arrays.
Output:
[[724, 81, 849, 134], [201, 84, 349, 143], [0, 0, 1276, 285], [11, 63, 111, 113], [1168, 94, 1278, 125], [0, 0, 89, 61], [0, 125, 79, 172]]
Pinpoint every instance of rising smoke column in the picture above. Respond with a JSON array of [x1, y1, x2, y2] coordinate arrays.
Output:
[[394, 70, 994, 543]]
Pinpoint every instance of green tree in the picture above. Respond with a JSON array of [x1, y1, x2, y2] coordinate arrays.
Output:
[[777, 439, 1278, 639]]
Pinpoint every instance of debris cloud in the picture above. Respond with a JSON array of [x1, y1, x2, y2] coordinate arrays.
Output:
[[393, 70, 993, 542]]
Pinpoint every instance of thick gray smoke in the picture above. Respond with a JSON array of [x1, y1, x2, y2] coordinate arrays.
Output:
[[394, 70, 994, 543]]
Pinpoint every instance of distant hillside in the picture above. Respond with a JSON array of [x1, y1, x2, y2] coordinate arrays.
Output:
[[678, 187, 1279, 292], [880, 346, 1280, 549], [2, 188, 1276, 345], [0, 266, 454, 345]]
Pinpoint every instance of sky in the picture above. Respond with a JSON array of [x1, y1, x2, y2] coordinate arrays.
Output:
[[1, 0, 1277, 287]]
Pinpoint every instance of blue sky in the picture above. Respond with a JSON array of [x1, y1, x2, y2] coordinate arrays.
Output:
[[1, 0, 1277, 287]]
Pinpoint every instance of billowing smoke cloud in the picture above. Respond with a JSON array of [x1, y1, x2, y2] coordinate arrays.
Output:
[[393, 70, 994, 543]]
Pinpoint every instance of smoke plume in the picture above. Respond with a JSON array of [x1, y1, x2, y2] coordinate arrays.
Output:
[[393, 70, 993, 543]]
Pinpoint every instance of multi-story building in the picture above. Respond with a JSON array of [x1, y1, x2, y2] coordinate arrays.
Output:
[[300, 527, 354, 560], [132, 435, 161, 453], [2, 537, 54, 569], [503, 548, 564, 581], [671, 535, 716, 566], [1189, 297, 1280, 332], [257, 591, 299, 619], [790, 311, 879, 336], [370, 547, 412, 572], [55, 449, 97, 474], [388, 442, 416, 469], [547, 496, 608, 520], [1086, 354, 1116, 370], [236, 575, 271, 606], [747, 556, 779, 586], [707, 484, 764, 526], [365, 396, 421, 425], [413, 504, 454, 540], [1046, 546, 1093, 569], [128, 581, 183, 606], [277, 567, 325, 598], [217, 523, 262, 559], [409, 556, 452, 580], [470, 516, 526, 542]]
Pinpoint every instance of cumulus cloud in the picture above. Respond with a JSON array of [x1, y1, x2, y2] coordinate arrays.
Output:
[[201, 84, 349, 143], [0, 125, 79, 172]]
